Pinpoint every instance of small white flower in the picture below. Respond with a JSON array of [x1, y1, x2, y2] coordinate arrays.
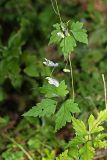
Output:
[[63, 68, 70, 73], [46, 77, 59, 87], [57, 32, 64, 38], [43, 58, 58, 67]]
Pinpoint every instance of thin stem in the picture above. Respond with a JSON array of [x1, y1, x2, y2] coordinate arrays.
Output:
[[13, 140, 33, 160], [54, 0, 62, 23], [50, 0, 59, 15], [3, 134, 33, 160], [69, 54, 75, 101], [102, 74, 107, 109], [50, 67, 55, 76]]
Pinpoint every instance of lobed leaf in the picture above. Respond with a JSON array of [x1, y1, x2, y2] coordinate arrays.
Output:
[[71, 21, 88, 44], [23, 99, 57, 117], [79, 143, 95, 160], [60, 35, 76, 57], [72, 117, 87, 136], [68, 136, 85, 147], [88, 109, 107, 134], [55, 99, 80, 131], [41, 80, 69, 98], [49, 23, 61, 44], [56, 150, 70, 160], [56, 80, 69, 97]]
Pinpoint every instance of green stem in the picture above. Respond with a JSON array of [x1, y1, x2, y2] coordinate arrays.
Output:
[[51, 0, 58, 15], [51, 0, 62, 23], [50, 67, 55, 76], [102, 74, 107, 109], [55, 0, 62, 23], [69, 54, 75, 101]]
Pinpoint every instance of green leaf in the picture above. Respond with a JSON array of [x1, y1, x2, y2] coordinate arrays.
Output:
[[10, 74, 22, 88], [94, 139, 107, 148], [22, 54, 39, 77], [71, 21, 88, 44], [56, 80, 69, 97], [7, 61, 22, 88], [88, 114, 95, 132], [68, 136, 85, 147], [8, 31, 22, 48], [94, 133, 107, 148], [92, 126, 104, 133], [96, 109, 107, 125], [7, 61, 20, 75], [88, 109, 107, 134], [40, 83, 57, 98], [96, 133, 107, 140], [28, 138, 41, 149], [23, 99, 57, 117], [72, 117, 87, 136], [24, 64, 39, 77], [49, 23, 61, 44], [53, 23, 61, 30], [56, 150, 70, 160], [55, 100, 80, 131], [41, 80, 69, 98], [2, 150, 24, 160], [60, 35, 76, 56], [79, 143, 95, 160], [69, 147, 79, 159], [21, 54, 37, 66], [49, 30, 61, 44], [49, 21, 88, 57]]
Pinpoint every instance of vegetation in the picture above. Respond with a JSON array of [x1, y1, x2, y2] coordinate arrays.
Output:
[[0, 0, 107, 159]]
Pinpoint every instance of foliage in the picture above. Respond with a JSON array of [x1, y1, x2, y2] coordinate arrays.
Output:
[[49, 21, 88, 57], [67, 109, 107, 159]]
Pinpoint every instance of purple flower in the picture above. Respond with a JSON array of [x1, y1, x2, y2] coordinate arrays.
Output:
[[46, 77, 59, 87], [43, 58, 58, 67]]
